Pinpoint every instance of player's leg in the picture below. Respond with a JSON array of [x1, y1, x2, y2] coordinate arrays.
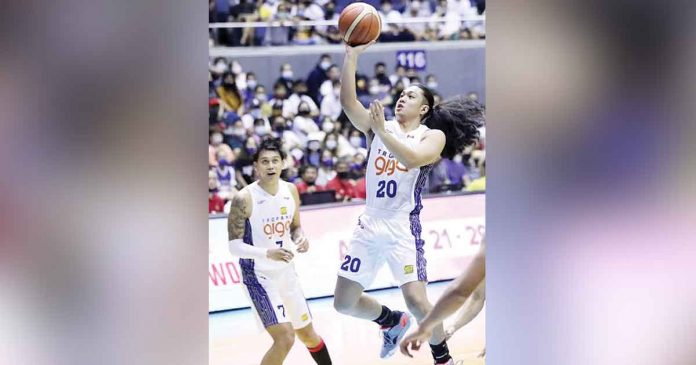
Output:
[[388, 221, 451, 364], [401, 280, 452, 364], [278, 266, 332, 365], [332, 276, 382, 319], [262, 323, 296, 365], [295, 323, 332, 365]]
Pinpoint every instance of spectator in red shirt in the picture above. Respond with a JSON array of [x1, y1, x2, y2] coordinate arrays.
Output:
[[326, 158, 359, 202], [295, 165, 326, 194], [208, 172, 226, 214]]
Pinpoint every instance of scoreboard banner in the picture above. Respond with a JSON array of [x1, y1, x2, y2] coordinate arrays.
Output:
[[209, 193, 485, 312]]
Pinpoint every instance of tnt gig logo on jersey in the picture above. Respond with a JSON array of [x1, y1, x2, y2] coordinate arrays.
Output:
[[374, 148, 408, 176], [261, 206, 292, 239]]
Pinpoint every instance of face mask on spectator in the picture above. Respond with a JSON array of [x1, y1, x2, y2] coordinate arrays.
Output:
[[322, 121, 334, 133], [214, 61, 227, 74], [247, 80, 257, 89], [369, 86, 380, 95], [246, 146, 257, 154], [326, 140, 337, 150], [218, 159, 229, 166], [453, 155, 463, 163], [211, 133, 223, 144], [282, 70, 293, 79], [350, 136, 362, 147], [320, 60, 331, 70], [308, 141, 321, 151], [251, 109, 262, 118], [337, 171, 350, 179], [291, 148, 304, 161], [322, 158, 334, 167], [427, 81, 438, 89], [254, 126, 267, 135], [256, 93, 267, 101], [299, 107, 311, 115]]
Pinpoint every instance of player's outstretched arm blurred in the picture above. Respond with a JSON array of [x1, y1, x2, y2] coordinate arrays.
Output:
[[445, 279, 486, 340], [288, 183, 309, 253], [400, 245, 486, 357], [339, 41, 376, 135]]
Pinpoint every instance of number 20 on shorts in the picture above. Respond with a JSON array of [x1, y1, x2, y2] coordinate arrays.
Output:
[[340, 255, 361, 272], [376, 180, 397, 198]]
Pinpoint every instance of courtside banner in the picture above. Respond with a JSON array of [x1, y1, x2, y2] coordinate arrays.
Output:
[[209, 193, 485, 312]]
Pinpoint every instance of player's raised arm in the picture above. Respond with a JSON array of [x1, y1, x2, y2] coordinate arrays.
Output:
[[288, 183, 309, 253], [340, 42, 375, 134]]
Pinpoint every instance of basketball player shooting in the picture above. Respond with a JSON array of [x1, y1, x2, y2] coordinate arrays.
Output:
[[228, 139, 332, 365], [333, 38, 485, 365]]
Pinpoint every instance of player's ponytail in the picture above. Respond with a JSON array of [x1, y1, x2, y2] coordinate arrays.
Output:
[[423, 94, 485, 159]]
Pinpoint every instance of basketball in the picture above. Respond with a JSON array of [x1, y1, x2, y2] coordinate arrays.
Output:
[[338, 2, 381, 47]]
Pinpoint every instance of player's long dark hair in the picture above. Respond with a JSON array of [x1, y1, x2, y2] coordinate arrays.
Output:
[[414, 84, 485, 159]]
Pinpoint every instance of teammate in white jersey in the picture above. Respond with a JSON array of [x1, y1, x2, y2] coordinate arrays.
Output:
[[228, 139, 332, 365], [333, 41, 485, 365]]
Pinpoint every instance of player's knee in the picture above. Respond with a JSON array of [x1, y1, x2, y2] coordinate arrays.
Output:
[[272, 330, 296, 351], [333, 296, 355, 314]]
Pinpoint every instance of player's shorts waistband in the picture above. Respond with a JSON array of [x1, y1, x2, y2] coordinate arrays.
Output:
[[364, 207, 411, 220]]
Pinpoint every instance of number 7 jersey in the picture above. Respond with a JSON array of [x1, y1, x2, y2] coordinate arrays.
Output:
[[366, 120, 434, 214]]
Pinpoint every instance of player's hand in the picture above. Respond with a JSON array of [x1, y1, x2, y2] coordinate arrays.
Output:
[[345, 40, 376, 56], [369, 100, 386, 134], [399, 326, 433, 358], [292, 231, 309, 253], [266, 248, 294, 262]]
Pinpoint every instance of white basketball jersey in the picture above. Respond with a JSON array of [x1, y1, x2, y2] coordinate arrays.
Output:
[[365, 120, 434, 214], [242, 181, 296, 271]]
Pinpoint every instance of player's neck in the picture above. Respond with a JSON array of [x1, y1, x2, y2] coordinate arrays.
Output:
[[396, 116, 421, 133], [258, 179, 280, 195]]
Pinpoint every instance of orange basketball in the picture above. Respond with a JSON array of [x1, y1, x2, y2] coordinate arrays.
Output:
[[338, 2, 381, 47]]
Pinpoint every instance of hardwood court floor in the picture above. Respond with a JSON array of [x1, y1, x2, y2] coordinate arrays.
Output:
[[210, 281, 485, 365]]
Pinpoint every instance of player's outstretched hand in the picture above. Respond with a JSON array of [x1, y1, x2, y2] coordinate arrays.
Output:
[[399, 326, 433, 358], [345, 40, 376, 56], [369, 100, 386, 134], [293, 232, 309, 253], [266, 248, 294, 263]]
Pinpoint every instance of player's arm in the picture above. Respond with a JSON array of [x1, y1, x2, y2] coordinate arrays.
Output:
[[288, 183, 309, 253], [400, 245, 486, 357], [340, 42, 375, 134], [369, 101, 445, 169], [446, 279, 486, 338], [227, 190, 265, 259]]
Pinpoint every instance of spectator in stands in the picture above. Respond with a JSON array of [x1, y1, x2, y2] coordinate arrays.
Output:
[[430, 0, 461, 40], [356, 76, 373, 108], [368, 77, 394, 112], [380, 23, 416, 42], [351, 152, 367, 179], [307, 54, 333, 104], [378, 0, 403, 32], [374, 62, 392, 88], [215, 150, 245, 199], [466, 160, 486, 192], [303, 137, 323, 166], [237, 136, 258, 184], [320, 80, 342, 120], [444, 153, 469, 188], [425, 74, 439, 91], [348, 129, 366, 149], [210, 132, 235, 167], [268, 1, 292, 45], [252, 118, 271, 139], [217, 72, 244, 114], [287, 81, 320, 118], [322, 132, 340, 157], [427, 158, 451, 192], [322, 121, 356, 158], [209, 171, 226, 214], [389, 64, 410, 88], [271, 115, 303, 152], [292, 100, 320, 141], [315, 0, 342, 44], [295, 165, 327, 194], [275, 63, 295, 93], [467, 91, 479, 101], [317, 149, 336, 185], [224, 119, 247, 151], [403, 0, 431, 40], [269, 82, 293, 118], [326, 158, 359, 202], [319, 64, 341, 100], [241, 72, 258, 106]]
